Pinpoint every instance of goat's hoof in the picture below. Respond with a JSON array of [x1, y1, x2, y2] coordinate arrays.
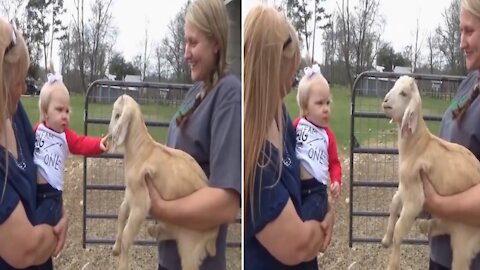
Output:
[[381, 236, 391, 248], [112, 243, 120, 256]]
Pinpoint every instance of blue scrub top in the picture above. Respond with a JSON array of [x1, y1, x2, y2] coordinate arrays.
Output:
[[0, 102, 53, 270], [245, 111, 317, 270]]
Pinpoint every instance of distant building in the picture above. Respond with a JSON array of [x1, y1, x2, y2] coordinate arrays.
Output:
[[124, 75, 141, 82], [105, 73, 116, 80], [393, 66, 412, 74]]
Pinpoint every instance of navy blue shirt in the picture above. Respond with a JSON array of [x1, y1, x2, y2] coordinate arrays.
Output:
[[245, 111, 317, 270], [431, 70, 480, 269], [0, 102, 53, 269]]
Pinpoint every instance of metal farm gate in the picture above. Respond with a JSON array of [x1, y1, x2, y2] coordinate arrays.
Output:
[[348, 71, 465, 246], [81, 80, 241, 251]]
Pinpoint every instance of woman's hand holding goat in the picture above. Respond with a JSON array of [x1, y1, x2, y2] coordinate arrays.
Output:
[[423, 174, 480, 227], [422, 176, 441, 216]]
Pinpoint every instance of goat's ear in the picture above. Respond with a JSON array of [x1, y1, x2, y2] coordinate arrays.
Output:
[[400, 101, 418, 136], [112, 102, 131, 148]]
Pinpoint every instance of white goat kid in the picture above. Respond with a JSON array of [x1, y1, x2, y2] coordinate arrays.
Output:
[[381, 76, 480, 270], [108, 94, 219, 270]]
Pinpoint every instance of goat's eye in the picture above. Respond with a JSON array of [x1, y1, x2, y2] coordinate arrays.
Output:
[[115, 113, 120, 120], [400, 91, 407, 97]]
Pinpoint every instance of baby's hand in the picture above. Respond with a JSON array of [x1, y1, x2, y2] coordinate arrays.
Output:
[[330, 182, 340, 199], [100, 135, 109, 152]]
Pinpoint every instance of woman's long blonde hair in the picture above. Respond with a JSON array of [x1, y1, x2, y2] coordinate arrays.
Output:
[[462, 0, 480, 18], [0, 18, 29, 203], [0, 18, 29, 134], [244, 5, 300, 219], [177, 0, 230, 127]]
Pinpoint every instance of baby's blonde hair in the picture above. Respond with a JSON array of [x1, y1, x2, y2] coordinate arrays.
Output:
[[38, 64, 69, 121], [297, 72, 330, 116]]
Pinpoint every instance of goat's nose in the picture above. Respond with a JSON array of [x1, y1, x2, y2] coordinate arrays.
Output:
[[383, 97, 388, 103]]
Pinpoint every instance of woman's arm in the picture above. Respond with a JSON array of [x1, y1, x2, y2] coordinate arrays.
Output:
[[53, 207, 69, 256], [423, 177, 480, 226], [255, 199, 325, 265], [320, 200, 335, 251], [0, 203, 56, 268], [147, 179, 239, 231]]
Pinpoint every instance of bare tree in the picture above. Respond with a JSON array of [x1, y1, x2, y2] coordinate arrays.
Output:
[[411, 17, 423, 72], [141, 20, 150, 80], [163, 1, 191, 83], [49, 0, 67, 68], [426, 32, 442, 74], [72, 0, 87, 92], [154, 40, 169, 81], [321, 14, 336, 79], [286, 0, 330, 61], [337, 0, 383, 86], [0, 0, 25, 20], [59, 26, 72, 74], [337, 0, 352, 85], [87, 0, 115, 81], [436, 0, 466, 75]]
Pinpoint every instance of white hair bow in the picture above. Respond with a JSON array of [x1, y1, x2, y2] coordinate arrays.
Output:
[[304, 64, 321, 79], [47, 73, 63, 84]]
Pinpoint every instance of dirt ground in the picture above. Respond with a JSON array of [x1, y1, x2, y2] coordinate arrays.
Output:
[[53, 155, 431, 270]]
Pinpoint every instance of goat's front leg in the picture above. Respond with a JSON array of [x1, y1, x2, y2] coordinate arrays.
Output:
[[387, 185, 424, 270], [117, 188, 150, 270], [382, 190, 402, 248], [113, 198, 130, 256]]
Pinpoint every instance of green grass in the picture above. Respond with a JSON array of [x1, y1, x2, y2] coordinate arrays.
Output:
[[21, 93, 179, 143], [284, 85, 453, 153]]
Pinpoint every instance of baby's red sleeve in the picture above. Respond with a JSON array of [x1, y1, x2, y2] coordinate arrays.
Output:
[[326, 127, 342, 184], [64, 128, 103, 155]]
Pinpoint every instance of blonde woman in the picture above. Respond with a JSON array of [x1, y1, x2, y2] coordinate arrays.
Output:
[[145, 0, 241, 269], [244, 5, 334, 269], [0, 19, 68, 269], [423, 0, 480, 269]]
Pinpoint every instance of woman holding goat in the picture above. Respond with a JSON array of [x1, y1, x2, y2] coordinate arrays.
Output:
[[244, 4, 334, 269], [0, 18, 68, 269], [145, 0, 241, 269], [423, 0, 480, 269]]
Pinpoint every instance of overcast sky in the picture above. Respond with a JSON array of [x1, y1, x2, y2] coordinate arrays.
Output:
[[243, 0, 455, 64], [48, 0, 190, 70], [2, 0, 457, 70]]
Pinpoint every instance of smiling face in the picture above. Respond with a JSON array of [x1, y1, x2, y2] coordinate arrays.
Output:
[[460, 7, 480, 71], [184, 20, 219, 82]]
